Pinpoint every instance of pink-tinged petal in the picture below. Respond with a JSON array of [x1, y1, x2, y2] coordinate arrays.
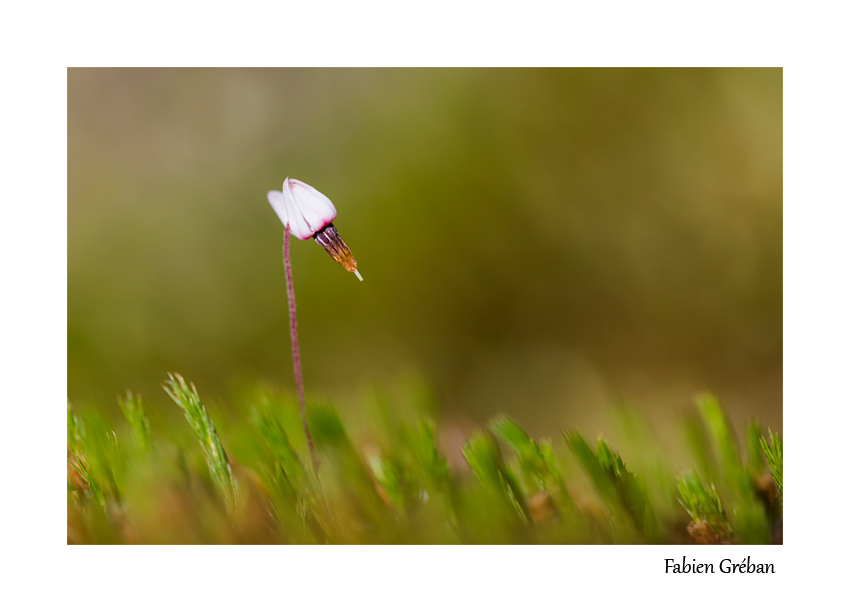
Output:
[[281, 180, 317, 240], [284, 178, 337, 236], [266, 190, 288, 226]]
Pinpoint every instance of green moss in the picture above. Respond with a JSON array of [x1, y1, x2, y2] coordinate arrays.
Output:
[[66, 375, 782, 544]]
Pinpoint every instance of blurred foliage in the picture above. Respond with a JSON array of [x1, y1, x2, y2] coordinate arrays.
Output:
[[118, 390, 151, 454], [677, 471, 732, 544], [760, 430, 783, 503], [68, 68, 782, 437], [67, 375, 781, 544], [566, 431, 661, 542]]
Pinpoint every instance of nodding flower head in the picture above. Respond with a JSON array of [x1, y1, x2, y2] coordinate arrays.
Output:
[[267, 178, 362, 280]]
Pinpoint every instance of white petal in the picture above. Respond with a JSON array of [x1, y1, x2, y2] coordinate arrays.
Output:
[[266, 190, 288, 226], [284, 178, 338, 237], [281, 180, 317, 240]]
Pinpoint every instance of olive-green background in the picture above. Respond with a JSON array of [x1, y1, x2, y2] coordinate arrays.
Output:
[[68, 68, 782, 439]]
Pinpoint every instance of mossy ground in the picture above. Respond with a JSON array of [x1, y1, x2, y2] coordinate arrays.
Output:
[[68, 375, 781, 544]]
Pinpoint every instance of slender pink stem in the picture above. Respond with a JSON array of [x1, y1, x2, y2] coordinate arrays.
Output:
[[284, 225, 320, 481]]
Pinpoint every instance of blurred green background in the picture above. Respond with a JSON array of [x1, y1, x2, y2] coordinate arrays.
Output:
[[68, 68, 782, 440]]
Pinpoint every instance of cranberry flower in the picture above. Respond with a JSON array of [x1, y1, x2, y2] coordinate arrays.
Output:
[[265, 177, 364, 484], [267, 178, 362, 281]]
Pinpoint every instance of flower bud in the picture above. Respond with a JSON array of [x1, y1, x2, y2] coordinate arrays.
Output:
[[267, 178, 362, 280]]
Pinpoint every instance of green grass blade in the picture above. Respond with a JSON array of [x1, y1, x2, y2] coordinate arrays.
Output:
[[676, 470, 733, 543], [760, 430, 783, 503], [463, 430, 528, 523], [118, 390, 152, 454], [163, 373, 237, 512]]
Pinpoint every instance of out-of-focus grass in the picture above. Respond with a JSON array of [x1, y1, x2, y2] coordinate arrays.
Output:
[[67, 374, 782, 544]]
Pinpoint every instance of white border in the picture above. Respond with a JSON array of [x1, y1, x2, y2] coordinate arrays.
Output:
[[3, 0, 846, 608]]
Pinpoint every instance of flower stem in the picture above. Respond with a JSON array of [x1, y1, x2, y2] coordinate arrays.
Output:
[[284, 225, 321, 483]]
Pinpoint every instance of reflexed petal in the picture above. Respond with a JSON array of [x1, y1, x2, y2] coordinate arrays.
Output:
[[266, 190, 288, 226]]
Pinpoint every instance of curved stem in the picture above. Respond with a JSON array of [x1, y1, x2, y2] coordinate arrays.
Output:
[[284, 225, 321, 482]]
